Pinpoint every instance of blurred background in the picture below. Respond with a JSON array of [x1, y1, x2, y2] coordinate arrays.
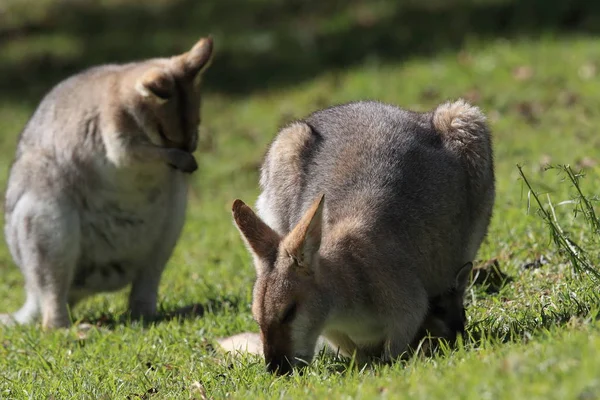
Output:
[[1, 0, 599, 102]]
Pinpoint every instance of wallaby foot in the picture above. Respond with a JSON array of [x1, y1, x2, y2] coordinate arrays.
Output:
[[128, 272, 161, 320], [7, 200, 80, 329], [128, 302, 158, 321], [40, 292, 71, 329], [11, 290, 41, 325]]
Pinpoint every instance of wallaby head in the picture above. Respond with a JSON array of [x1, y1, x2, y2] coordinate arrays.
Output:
[[418, 261, 473, 345], [232, 195, 327, 375], [125, 37, 213, 153]]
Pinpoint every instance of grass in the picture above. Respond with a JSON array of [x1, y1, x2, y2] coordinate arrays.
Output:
[[1, 0, 600, 398]]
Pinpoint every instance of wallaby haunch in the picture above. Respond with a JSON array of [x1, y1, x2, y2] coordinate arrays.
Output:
[[2, 37, 213, 329], [232, 100, 494, 374]]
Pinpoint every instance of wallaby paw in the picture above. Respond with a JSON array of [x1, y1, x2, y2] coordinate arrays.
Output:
[[128, 303, 158, 323], [166, 148, 198, 173]]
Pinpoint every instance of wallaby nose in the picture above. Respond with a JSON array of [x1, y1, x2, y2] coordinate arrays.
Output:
[[266, 357, 293, 375]]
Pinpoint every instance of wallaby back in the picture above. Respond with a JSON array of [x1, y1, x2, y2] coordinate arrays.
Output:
[[258, 100, 494, 293]]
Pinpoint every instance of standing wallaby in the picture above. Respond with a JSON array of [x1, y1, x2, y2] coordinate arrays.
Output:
[[232, 100, 494, 374], [1, 37, 213, 329]]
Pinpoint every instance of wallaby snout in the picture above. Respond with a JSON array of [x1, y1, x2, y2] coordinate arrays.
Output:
[[262, 326, 294, 375]]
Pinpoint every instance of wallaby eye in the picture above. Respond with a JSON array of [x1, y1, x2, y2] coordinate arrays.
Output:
[[281, 303, 297, 324], [151, 88, 172, 101]]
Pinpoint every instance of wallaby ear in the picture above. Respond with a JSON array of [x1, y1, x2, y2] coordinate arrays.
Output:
[[136, 67, 175, 101], [455, 261, 473, 292], [283, 194, 325, 273], [232, 199, 280, 274], [176, 36, 213, 80]]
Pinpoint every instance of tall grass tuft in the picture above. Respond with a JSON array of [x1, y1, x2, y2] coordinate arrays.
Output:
[[517, 164, 600, 283]]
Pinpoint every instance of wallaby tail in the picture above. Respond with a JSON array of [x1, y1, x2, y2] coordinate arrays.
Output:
[[432, 99, 493, 188]]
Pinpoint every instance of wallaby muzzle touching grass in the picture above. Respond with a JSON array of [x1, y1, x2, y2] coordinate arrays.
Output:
[[232, 100, 494, 374], [1, 37, 213, 329]]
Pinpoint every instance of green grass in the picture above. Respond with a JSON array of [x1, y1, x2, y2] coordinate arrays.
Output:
[[1, 0, 600, 398]]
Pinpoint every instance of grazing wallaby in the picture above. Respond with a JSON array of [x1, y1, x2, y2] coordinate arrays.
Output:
[[232, 99, 494, 374], [1, 37, 213, 329], [214, 264, 473, 359]]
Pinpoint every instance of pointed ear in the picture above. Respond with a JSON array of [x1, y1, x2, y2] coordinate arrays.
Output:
[[283, 194, 325, 273], [232, 199, 280, 273], [455, 262, 473, 292], [177, 36, 213, 80], [135, 68, 175, 102]]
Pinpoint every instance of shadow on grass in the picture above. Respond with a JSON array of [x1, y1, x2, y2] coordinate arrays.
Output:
[[416, 259, 599, 357], [467, 292, 600, 347], [404, 301, 600, 364], [77, 295, 243, 329], [1, 0, 599, 106]]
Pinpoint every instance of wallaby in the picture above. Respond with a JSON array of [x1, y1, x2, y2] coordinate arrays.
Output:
[[232, 99, 494, 374], [1, 37, 213, 329]]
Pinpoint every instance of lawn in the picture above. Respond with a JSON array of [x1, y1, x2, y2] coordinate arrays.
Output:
[[1, 0, 600, 398]]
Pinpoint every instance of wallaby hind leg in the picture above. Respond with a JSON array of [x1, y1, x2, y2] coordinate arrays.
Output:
[[4, 252, 75, 329], [0, 277, 41, 326], [40, 287, 71, 328], [7, 197, 80, 328], [12, 281, 42, 325], [1, 220, 40, 326], [382, 283, 429, 363], [128, 271, 161, 319], [27, 240, 79, 329]]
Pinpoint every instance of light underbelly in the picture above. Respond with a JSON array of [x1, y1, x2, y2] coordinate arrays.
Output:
[[68, 169, 188, 295], [72, 200, 170, 293]]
